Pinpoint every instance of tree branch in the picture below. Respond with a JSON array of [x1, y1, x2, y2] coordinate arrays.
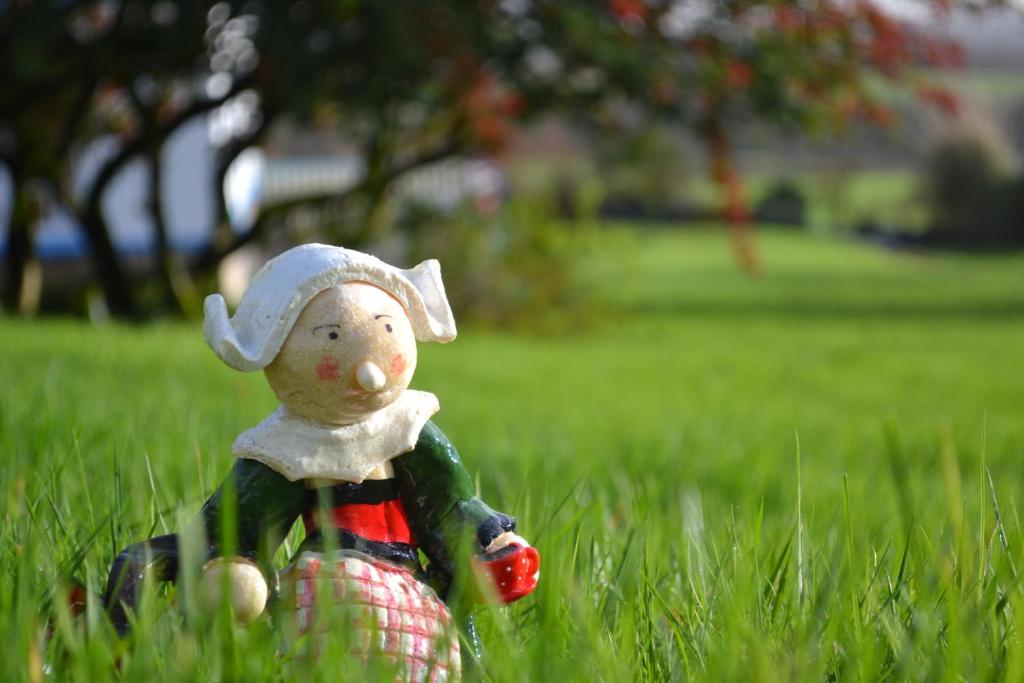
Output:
[[386, 140, 463, 181], [193, 124, 465, 276], [81, 74, 256, 215]]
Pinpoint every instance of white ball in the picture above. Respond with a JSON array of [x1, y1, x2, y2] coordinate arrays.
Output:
[[199, 557, 269, 625]]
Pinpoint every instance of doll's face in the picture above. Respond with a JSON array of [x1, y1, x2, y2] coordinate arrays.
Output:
[[264, 282, 418, 425]]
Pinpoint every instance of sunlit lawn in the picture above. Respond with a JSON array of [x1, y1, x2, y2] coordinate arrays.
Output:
[[3, 226, 1024, 681]]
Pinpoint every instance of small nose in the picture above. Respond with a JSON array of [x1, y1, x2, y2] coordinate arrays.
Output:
[[355, 361, 387, 392]]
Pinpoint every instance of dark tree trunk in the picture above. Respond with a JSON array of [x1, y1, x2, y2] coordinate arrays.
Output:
[[146, 143, 190, 315], [129, 80, 194, 318], [74, 137, 148, 320], [190, 108, 278, 276], [78, 202, 139, 320], [3, 182, 34, 313], [1, 152, 39, 313]]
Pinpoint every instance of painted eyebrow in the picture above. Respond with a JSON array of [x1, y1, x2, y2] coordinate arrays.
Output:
[[312, 324, 341, 333], [374, 314, 394, 320]]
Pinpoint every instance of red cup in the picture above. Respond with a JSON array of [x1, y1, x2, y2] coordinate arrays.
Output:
[[474, 544, 540, 604]]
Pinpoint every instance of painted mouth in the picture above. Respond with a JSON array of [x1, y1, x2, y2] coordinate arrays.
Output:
[[342, 386, 391, 399]]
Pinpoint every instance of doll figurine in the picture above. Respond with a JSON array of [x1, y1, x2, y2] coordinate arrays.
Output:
[[102, 244, 539, 680]]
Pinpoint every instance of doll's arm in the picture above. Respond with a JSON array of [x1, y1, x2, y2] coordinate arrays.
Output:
[[103, 458, 306, 633], [102, 534, 180, 634], [197, 456, 308, 564], [392, 421, 518, 592]]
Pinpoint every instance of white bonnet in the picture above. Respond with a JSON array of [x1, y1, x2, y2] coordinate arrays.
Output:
[[203, 244, 457, 372]]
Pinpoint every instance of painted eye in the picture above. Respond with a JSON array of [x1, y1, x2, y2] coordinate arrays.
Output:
[[385, 324, 393, 333], [328, 331, 339, 340]]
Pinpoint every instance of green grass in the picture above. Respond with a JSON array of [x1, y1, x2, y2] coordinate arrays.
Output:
[[3, 227, 1024, 681]]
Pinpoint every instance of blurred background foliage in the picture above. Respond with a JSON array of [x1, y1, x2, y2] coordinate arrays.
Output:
[[0, 0, 1021, 326]]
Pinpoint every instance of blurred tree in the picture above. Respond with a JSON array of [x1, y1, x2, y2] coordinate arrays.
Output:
[[921, 106, 1023, 246], [0, 0, 977, 317], [594, 126, 695, 215], [0, 2, 247, 316]]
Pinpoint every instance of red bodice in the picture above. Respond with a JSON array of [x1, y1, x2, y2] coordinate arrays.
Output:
[[302, 498, 414, 545], [302, 478, 415, 547]]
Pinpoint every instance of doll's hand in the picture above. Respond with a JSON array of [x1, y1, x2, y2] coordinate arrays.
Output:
[[476, 511, 517, 551], [483, 532, 531, 555], [198, 556, 269, 625]]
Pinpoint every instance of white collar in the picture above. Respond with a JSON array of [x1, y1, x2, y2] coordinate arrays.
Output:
[[232, 390, 440, 482]]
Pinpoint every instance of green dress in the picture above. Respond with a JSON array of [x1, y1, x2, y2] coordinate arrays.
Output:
[[102, 419, 516, 662]]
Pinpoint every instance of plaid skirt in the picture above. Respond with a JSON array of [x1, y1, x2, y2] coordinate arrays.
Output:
[[279, 551, 461, 682]]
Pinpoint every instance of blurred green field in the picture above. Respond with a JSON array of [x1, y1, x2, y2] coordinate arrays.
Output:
[[686, 169, 926, 231], [3, 227, 1024, 681]]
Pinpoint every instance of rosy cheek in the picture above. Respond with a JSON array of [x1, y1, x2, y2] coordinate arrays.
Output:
[[390, 353, 406, 376], [315, 356, 340, 382]]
